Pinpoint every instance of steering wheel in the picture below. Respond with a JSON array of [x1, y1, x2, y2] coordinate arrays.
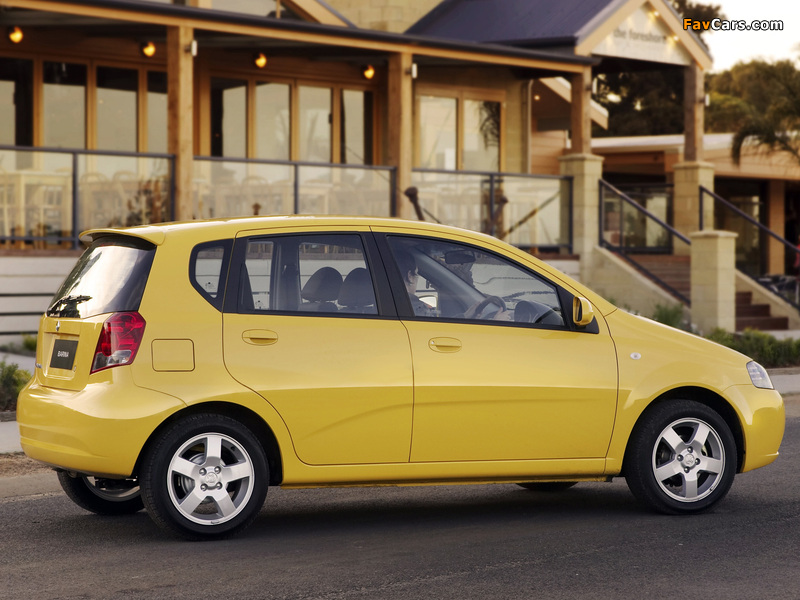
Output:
[[514, 300, 558, 324], [467, 295, 506, 319]]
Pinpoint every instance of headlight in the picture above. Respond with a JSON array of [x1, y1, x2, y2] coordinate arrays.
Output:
[[747, 361, 773, 389]]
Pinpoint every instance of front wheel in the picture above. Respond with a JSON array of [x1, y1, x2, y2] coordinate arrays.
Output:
[[625, 400, 737, 515], [140, 414, 268, 540], [57, 471, 144, 515]]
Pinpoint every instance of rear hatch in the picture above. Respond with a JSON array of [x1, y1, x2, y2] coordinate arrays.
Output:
[[39, 234, 156, 391]]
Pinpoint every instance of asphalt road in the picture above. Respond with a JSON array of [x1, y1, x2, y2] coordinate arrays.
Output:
[[2, 419, 799, 600]]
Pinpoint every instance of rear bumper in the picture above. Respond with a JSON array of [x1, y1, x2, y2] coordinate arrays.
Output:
[[17, 375, 185, 478]]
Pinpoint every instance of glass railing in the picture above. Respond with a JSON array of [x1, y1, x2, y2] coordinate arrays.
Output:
[[409, 169, 572, 253], [0, 146, 173, 249], [600, 180, 691, 304], [192, 158, 395, 220], [701, 186, 800, 307]]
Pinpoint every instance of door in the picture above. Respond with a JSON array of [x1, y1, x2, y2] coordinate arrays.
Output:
[[223, 232, 413, 466], [382, 234, 618, 463]]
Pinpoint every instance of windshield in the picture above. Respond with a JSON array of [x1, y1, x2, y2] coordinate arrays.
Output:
[[47, 236, 156, 318]]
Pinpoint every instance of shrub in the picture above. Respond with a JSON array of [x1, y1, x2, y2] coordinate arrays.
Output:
[[706, 328, 800, 368], [0, 361, 32, 412], [651, 303, 686, 329]]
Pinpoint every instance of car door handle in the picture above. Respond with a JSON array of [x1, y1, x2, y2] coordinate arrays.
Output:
[[242, 329, 279, 346], [429, 337, 462, 353]]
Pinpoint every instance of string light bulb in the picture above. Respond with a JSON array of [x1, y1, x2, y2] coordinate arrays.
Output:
[[8, 27, 23, 44], [141, 41, 156, 58], [362, 64, 375, 80], [254, 52, 268, 68]]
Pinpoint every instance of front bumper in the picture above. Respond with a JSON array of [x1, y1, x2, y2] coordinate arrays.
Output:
[[727, 384, 785, 472], [17, 376, 185, 478]]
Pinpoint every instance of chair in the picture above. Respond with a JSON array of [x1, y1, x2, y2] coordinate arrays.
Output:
[[112, 171, 143, 226], [300, 267, 342, 312], [337, 268, 377, 314], [79, 172, 113, 229]]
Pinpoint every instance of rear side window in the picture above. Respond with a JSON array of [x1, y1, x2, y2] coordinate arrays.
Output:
[[190, 239, 233, 310], [48, 236, 155, 319], [234, 234, 377, 315]]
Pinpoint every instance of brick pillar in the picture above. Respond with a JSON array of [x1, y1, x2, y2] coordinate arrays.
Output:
[[673, 161, 715, 250], [690, 230, 737, 334], [558, 153, 603, 280]]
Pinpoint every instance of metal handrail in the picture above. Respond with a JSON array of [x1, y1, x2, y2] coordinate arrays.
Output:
[[700, 186, 800, 260], [600, 180, 690, 245], [599, 180, 690, 305]]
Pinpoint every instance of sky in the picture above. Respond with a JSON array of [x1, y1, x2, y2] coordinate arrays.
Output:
[[704, 0, 798, 72]]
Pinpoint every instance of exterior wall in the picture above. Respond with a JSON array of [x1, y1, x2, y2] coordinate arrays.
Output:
[[584, 246, 683, 319], [325, 0, 441, 32], [0, 255, 79, 343], [530, 127, 568, 176]]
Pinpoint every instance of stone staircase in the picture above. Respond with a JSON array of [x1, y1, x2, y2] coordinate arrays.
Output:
[[735, 291, 789, 331], [626, 253, 789, 331]]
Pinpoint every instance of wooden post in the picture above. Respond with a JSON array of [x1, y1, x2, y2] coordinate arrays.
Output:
[[387, 52, 413, 218], [570, 68, 592, 155], [167, 26, 195, 221], [684, 63, 704, 163]]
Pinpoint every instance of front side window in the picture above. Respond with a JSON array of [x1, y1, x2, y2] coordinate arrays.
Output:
[[236, 234, 377, 315], [386, 236, 564, 327]]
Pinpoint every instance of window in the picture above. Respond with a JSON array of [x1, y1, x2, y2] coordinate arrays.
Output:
[[207, 78, 374, 164], [97, 67, 138, 152], [190, 240, 232, 310], [416, 89, 503, 171], [44, 62, 87, 148], [0, 57, 32, 147], [211, 78, 247, 158], [298, 86, 332, 162], [387, 236, 564, 326], [147, 72, 168, 153], [236, 234, 377, 315], [255, 81, 290, 160]]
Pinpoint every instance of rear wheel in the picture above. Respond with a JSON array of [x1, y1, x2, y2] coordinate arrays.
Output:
[[625, 400, 736, 514], [140, 414, 268, 540], [57, 471, 143, 515]]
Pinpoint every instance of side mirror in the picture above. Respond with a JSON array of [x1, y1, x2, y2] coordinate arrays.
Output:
[[573, 296, 595, 327]]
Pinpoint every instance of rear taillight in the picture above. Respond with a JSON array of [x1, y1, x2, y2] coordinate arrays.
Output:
[[91, 312, 146, 373]]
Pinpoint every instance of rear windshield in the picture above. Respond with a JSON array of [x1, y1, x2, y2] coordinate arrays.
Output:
[[47, 235, 156, 319]]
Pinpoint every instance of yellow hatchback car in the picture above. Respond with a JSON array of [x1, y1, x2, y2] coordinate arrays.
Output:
[[18, 216, 784, 539]]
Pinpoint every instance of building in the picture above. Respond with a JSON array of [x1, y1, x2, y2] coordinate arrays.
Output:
[[1, 0, 797, 339]]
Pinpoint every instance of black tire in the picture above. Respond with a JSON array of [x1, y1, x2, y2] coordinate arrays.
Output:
[[140, 414, 268, 540], [517, 482, 577, 492], [625, 400, 736, 515], [57, 471, 144, 515]]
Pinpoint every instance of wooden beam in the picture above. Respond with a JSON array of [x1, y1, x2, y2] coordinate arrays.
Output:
[[387, 52, 413, 218], [6, 1, 588, 75], [167, 25, 194, 221], [683, 63, 704, 162]]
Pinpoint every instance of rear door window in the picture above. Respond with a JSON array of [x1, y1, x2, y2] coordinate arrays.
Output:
[[233, 234, 378, 315], [48, 235, 155, 319]]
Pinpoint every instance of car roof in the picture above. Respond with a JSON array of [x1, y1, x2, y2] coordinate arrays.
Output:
[[80, 215, 494, 246]]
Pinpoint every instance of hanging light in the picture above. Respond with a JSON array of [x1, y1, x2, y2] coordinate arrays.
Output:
[[8, 26, 23, 44], [362, 64, 375, 80], [141, 41, 156, 58], [254, 52, 268, 69]]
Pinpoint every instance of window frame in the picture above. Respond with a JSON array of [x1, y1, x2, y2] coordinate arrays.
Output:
[[414, 84, 506, 172], [376, 232, 593, 332], [223, 230, 396, 319], [204, 70, 379, 165]]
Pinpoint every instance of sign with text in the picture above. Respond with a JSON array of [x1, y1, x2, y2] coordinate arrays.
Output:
[[592, 6, 692, 66]]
